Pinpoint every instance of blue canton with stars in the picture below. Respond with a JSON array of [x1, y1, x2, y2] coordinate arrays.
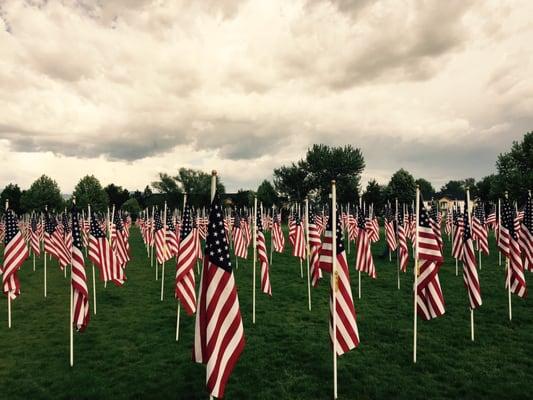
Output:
[[205, 192, 232, 272], [5, 209, 20, 244], [71, 206, 83, 250]]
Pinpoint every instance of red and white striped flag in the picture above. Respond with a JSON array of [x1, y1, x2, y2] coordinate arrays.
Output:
[[309, 210, 323, 287], [272, 211, 285, 253], [472, 203, 489, 255], [154, 209, 172, 264], [30, 215, 41, 256], [256, 209, 271, 296], [416, 196, 445, 320], [2, 209, 29, 300], [71, 206, 90, 331], [291, 214, 305, 259], [398, 208, 409, 272], [385, 205, 397, 252], [232, 213, 248, 259], [355, 208, 376, 279], [111, 210, 130, 268], [461, 198, 482, 309], [175, 205, 197, 315], [451, 206, 464, 261], [194, 191, 245, 399], [519, 194, 532, 271]]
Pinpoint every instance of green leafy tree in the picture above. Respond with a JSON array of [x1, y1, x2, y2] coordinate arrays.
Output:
[[362, 179, 385, 213], [387, 169, 416, 203], [73, 175, 108, 213], [256, 180, 279, 208], [104, 184, 130, 208], [475, 174, 501, 202], [496, 132, 533, 201], [304, 144, 365, 204], [122, 198, 141, 219], [1, 183, 22, 214], [232, 189, 253, 209], [21, 175, 63, 212], [415, 178, 435, 200], [437, 180, 467, 200], [273, 161, 311, 202]]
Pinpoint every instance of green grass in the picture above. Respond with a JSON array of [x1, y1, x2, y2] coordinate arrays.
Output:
[[0, 228, 532, 399]]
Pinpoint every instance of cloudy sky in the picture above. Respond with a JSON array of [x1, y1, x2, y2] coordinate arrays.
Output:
[[0, 0, 532, 193]]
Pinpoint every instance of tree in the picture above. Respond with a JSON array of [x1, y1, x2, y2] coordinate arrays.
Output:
[[496, 131, 533, 201], [104, 184, 130, 208], [304, 144, 365, 204], [1, 183, 22, 214], [232, 189, 253, 209], [362, 179, 385, 213], [415, 178, 435, 200], [122, 198, 141, 219], [475, 174, 500, 202], [21, 175, 63, 212], [437, 180, 467, 200], [387, 169, 416, 204], [256, 180, 279, 208], [273, 162, 311, 202], [73, 175, 108, 213]]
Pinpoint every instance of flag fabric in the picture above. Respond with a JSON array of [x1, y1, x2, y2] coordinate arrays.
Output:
[[111, 210, 130, 268], [89, 213, 125, 286], [165, 211, 180, 257], [272, 211, 285, 253], [397, 207, 409, 273], [416, 196, 446, 320], [461, 198, 482, 310], [2, 209, 29, 300], [520, 194, 533, 272], [30, 215, 41, 256], [71, 206, 90, 331], [445, 209, 453, 236], [318, 206, 360, 355], [256, 209, 271, 296], [355, 207, 376, 278], [175, 205, 197, 316], [193, 192, 245, 399], [154, 209, 171, 264], [44, 212, 60, 260], [472, 202, 489, 255], [53, 214, 71, 269], [486, 205, 497, 229], [232, 213, 247, 259], [499, 198, 527, 298], [430, 201, 443, 250], [384, 205, 397, 252], [452, 206, 464, 260], [308, 210, 323, 287], [291, 214, 305, 259]]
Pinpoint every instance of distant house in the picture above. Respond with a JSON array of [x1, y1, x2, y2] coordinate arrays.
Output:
[[437, 196, 465, 211]]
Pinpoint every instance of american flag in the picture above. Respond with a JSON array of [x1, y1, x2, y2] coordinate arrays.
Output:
[[63, 212, 73, 259], [347, 212, 357, 242], [53, 213, 71, 269], [175, 204, 197, 315], [486, 204, 497, 230], [192, 210, 203, 261], [461, 198, 482, 310], [2, 209, 29, 300], [111, 210, 130, 267], [154, 209, 171, 264], [355, 207, 376, 278], [241, 212, 251, 250], [291, 213, 305, 259], [499, 198, 527, 298], [30, 215, 41, 256], [71, 206, 90, 331], [366, 211, 379, 243], [89, 213, 125, 286], [272, 210, 285, 253], [194, 191, 245, 399], [520, 193, 533, 272], [429, 201, 443, 250], [232, 213, 247, 259], [472, 202, 489, 255], [256, 208, 271, 296], [44, 212, 59, 260], [416, 195, 446, 320], [384, 205, 397, 252], [445, 208, 453, 236], [165, 211, 180, 257], [397, 207, 409, 273], [451, 205, 464, 261], [308, 209, 323, 287], [318, 206, 360, 355]]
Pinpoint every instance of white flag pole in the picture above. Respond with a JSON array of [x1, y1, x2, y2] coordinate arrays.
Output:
[[305, 197, 311, 311], [151, 206, 155, 269], [70, 198, 76, 366], [358, 197, 362, 299], [43, 210, 47, 298], [414, 186, 420, 363], [176, 193, 187, 342], [331, 180, 338, 399], [455, 200, 459, 276], [498, 199, 502, 267], [506, 192, 512, 320], [466, 188, 475, 341], [396, 199, 400, 290], [161, 201, 168, 301], [252, 196, 257, 324], [88, 204, 97, 314], [6, 200, 12, 328], [209, 171, 217, 400], [346, 203, 351, 255], [270, 206, 274, 265]]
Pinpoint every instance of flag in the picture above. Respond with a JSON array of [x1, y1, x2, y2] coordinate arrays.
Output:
[[416, 195, 446, 320], [520, 194, 533, 271], [318, 206, 360, 355], [429, 201, 443, 250], [88, 213, 125, 286], [272, 211, 285, 253], [384, 205, 397, 252], [499, 198, 527, 298], [53, 214, 71, 269], [44, 212, 60, 259], [154, 209, 171, 264], [451, 206, 464, 260], [30, 215, 41, 256], [165, 211, 180, 257], [175, 205, 197, 315], [194, 191, 245, 399], [232, 213, 247, 259], [256, 208, 271, 296], [355, 207, 376, 278], [71, 206, 90, 331], [291, 213, 305, 259], [111, 210, 130, 267], [461, 198, 482, 309], [397, 207, 409, 273], [2, 209, 29, 299], [472, 202, 489, 255], [308, 210, 323, 287]]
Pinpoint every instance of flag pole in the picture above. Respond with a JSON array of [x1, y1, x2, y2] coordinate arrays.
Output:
[[331, 180, 338, 399], [498, 199, 502, 267], [466, 188, 475, 341], [252, 196, 257, 324], [358, 197, 362, 299], [6, 200, 12, 328], [43, 210, 47, 298], [161, 201, 168, 301], [151, 206, 155, 269], [505, 192, 512, 320], [414, 186, 420, 363], [270, 206, 274, 265], [305, 197, 311, 311], [346, 203, 351, 255], [209, 171, 217, 400], [70, 198, 76, 366], [298, 203, 303, 279], [396, 199, 400, 290], [177, 193, 187, 341]]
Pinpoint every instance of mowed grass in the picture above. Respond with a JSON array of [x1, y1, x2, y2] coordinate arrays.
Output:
[[0, 227, 532, 399]]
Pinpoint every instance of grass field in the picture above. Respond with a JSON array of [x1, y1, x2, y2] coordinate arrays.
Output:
[[0, 227, 532, 399]]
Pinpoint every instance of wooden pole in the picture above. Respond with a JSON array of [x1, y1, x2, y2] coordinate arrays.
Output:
[[466, 188, 475, 341], [305, 197, 311, 311], [396, 199, 400, 290], [331, 181, 338, 399], [6, 200, 11, 328], [252, 196, 257, 324], [413, 186, 420, 363], [358, 197, 362, 299]]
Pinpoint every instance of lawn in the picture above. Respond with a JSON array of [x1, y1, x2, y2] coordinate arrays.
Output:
[[0, 227, 532, 399]]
